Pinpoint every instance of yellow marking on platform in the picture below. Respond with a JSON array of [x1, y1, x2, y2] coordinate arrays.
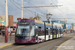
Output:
[[0, 43, 14, 48], [56, 36, 75, 50]]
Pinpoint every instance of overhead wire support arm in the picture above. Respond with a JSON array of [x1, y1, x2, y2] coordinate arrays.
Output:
[[10, 0, 46, 17], [51, 18, 73, 19], [23, 5, 63, 8]]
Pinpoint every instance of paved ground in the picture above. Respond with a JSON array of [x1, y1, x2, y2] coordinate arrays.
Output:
[[0, 33, 75, 50], [0, 35, 15, 48], [0, 35, 15, 43], [57, 36, 75, 50]]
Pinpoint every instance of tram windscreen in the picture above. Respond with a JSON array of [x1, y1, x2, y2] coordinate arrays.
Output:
[[16, 23, 35, 36], [16, 25, 30, 36]]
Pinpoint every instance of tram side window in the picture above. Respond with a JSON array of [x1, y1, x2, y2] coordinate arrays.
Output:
[[35, 26, 38, 35], [46, 28, 48, 35], [30, 26, 35, 36], [60, 29, 62, 34], [50, 28, 52, 35], [54, 29, 57, 35], [35, 29, 38, 35], [53, 29, 55, 35], [53, 29, 56, 35], [56, 29, 58, 34], [58, 29, 60, 34], [38, 27, 44, 36], [59, 29, 61, 34], [61, 29, 63, 34]]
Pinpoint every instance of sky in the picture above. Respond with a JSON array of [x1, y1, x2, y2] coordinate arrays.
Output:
[[0, 0, 75, 23]]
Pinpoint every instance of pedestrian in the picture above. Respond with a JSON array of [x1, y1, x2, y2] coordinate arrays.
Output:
[[8, 26, 11, 36]]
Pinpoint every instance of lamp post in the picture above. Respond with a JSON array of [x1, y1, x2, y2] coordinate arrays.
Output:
[[46, 13, 52, 24], [5, 0, 8, 43]]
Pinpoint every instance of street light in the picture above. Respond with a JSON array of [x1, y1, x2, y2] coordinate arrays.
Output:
[[46, 13, 52, 24]]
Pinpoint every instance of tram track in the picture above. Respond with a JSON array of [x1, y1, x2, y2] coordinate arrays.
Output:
[[0, 38, 61, 50], [12, 39, 60, 50], [35, 38, 62, 50], [15, 38, 62, 50], [35, 37, 72, 50], [14, 43, 35, 50], [16, 34, 74, 50], [0, 33, 75, 50], [14, 37, 71, 50]]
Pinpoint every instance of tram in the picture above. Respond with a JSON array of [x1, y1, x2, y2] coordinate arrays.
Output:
[[15, 19, 63, 43]]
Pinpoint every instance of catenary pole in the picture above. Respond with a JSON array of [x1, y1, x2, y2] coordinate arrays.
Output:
[[21, 0, 23, 19], [5, 0, 8, 43]]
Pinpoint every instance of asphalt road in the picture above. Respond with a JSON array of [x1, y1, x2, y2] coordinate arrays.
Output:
[[0, 33, 75, 50]]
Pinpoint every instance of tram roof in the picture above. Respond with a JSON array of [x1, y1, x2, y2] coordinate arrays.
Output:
[[35, 20, 63, 28], [18, 19, 63, 29]]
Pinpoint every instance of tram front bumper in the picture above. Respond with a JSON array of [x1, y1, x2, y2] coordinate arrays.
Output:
[[15, 37, 36, 43]]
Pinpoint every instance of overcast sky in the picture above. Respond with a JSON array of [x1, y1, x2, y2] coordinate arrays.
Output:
[[0, 0, 75, 23]]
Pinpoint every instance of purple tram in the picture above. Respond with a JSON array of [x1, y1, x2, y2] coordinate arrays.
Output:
[[15, 19, 63, 43]]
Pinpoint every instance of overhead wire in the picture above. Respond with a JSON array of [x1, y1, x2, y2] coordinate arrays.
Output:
[[51, 0, 75, 23], [24, 0, 68, 20], [10, 0, 32, 11], [12, 0, 75, 23], [10, 0, 36, 17], [24, 0, 47, 18], [11, 0, 45, 17], [51, 0, 67, 17], [10, 0, 21, 10], [24, 0, 55, 15], [13, 0, 21, 6], [24, 0, 46, 16]]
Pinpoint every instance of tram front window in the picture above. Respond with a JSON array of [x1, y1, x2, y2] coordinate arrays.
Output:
[[16, 25, 30, 36], [16, 25, 35, 36]]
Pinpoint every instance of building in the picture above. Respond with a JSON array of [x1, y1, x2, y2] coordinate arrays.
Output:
[[0, 15, 13, 27], [66, 24, 72, 29], [0, 15, 13, 30], [13, 23, 17, 27]]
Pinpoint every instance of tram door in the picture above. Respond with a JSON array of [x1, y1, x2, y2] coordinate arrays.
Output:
[[59, 29, 61, 37], [50, 28, 53, 39], [56, 29, 59, 38], [58, 29, 60, 37], [53, 29, 57, 38]]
